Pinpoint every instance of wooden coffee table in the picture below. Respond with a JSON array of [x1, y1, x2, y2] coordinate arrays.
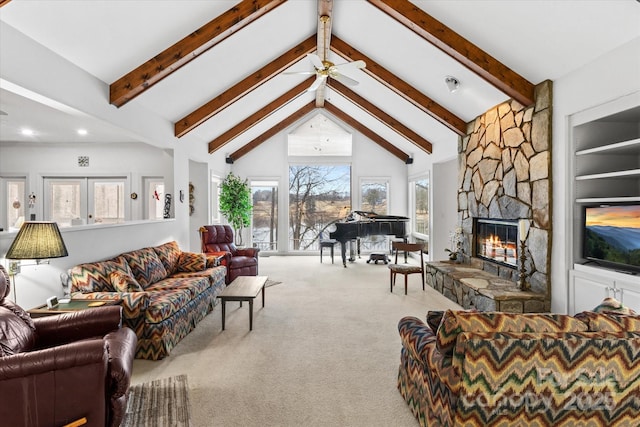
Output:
[[217, 276, 267, 331]]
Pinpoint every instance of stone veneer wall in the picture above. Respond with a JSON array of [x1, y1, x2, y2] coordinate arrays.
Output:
[[457, 80, 552, 298]]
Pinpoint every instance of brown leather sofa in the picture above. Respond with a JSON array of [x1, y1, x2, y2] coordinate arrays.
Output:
[[199, 224, 260, 284], [0, 264, 137, 427]]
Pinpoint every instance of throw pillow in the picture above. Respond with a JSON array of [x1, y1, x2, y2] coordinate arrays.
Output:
[[122, 247, 167, 288], [177, 251, 206, 272], [110, 271, 143, 293], [69, 260, 131, 293], [576, 312, 640, 332], [592, 297, 636, 315], [153, 241, 181, 275], [426, 311, 444, 334]]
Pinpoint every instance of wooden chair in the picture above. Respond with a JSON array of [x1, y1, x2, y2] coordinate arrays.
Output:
[[388, 242, 425, 295]]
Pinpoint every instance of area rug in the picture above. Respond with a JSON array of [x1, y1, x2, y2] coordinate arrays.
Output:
[[265, 279, 282, 287], [121, 375, 191, 427]]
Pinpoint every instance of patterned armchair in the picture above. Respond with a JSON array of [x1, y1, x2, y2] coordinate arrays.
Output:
[[199, 225, 260, 284]]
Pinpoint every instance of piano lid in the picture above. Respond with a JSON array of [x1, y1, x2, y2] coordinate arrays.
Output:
[[351, 210, 409, 221]]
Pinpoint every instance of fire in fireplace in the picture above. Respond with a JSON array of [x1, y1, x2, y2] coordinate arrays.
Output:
[[474, 218, 519, 268]]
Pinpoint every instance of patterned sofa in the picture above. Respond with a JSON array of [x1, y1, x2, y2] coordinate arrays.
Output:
[[397, 299, 640, 426], [69, 241, 226, 360]]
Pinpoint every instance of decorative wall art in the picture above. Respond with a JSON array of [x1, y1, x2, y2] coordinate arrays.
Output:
[[189, 182, 195, 216], [163, 194, 172, 219]]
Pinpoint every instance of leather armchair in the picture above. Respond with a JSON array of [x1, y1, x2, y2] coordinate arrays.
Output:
[[199, 225, 259, 284], [0, 264, 137, 427]]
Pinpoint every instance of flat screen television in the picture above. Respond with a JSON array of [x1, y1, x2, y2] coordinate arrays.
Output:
[[583, 204, 640, 274]]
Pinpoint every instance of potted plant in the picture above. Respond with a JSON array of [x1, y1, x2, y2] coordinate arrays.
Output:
[[219, 172, 252, 246]]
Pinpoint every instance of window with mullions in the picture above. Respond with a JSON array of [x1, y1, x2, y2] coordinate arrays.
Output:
[[1, 177, 26, 231], [359, 178, 389, 252], [412, 176, 429, 239], [289, 165, 351, 251], [251, 180, 278, 251], [44, 177, 128, 226]]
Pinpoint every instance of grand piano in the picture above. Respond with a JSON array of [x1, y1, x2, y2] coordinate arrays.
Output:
[[329, 211, 409, 267]]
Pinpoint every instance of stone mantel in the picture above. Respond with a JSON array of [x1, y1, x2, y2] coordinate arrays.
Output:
[[426, 261, 548, 313]]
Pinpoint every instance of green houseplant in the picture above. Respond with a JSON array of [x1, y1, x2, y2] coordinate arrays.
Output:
[[219, 172, 252, 246]]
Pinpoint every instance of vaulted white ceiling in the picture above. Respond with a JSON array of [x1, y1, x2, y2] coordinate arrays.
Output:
[[1, 0, 639, 161]]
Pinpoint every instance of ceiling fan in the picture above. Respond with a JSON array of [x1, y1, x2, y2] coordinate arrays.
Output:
[[285, 15, 366, 93]]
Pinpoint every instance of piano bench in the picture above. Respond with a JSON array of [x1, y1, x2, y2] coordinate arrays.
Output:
[[367, 252, 389, 264], [320, 239, 339, 264]]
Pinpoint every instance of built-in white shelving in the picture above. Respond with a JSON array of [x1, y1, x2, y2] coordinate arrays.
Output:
[[573, 109, 640, 203], [575, 137, 640, 156], [576, 168, 640, 181], [568, 101, 640, 314]]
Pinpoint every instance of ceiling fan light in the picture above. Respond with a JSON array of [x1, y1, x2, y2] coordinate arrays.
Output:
[[445, 76, 460, 93]]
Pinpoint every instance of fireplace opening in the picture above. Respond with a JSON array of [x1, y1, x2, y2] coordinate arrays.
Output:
[[474, 218, 519, 269]]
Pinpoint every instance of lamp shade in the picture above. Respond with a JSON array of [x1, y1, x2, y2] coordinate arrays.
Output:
[[5, 221, 69, 260]]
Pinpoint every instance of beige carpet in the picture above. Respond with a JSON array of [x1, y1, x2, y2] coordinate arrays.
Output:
[[130, 255, 461, 426]]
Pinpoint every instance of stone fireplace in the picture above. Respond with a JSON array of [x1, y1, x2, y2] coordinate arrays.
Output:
[[474, 218, 519, 269], [425, 80, 552, 313]]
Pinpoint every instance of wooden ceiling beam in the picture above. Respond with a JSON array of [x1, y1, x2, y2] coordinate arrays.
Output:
[[175, 35, 317, 138], [109, 0, 286, 107], [330, 80, 433, 154], [208, 77, 315, 154], [324, 102, 411, 163], [367, 0, 535, 106], [227, 101, 317, 162], [330, 36, 466, 136], [315, 0, 333, 107]]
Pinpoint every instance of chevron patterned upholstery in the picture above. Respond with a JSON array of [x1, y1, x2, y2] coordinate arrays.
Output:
[[398, 301, 640, 426], [70, 241, 226, 360]]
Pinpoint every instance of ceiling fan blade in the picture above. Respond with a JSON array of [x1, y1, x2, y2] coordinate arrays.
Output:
[[333, 60, 366, 71], [307, 53, 325, 70], [331, 72, 359, 86], [282, 70, 317, 75], [308, 74, 327, 92]]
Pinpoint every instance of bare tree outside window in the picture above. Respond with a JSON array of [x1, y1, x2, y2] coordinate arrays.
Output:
[[289, 165, 351, 251], [361, 181, 388, 213], [360, 180, 389, 252]]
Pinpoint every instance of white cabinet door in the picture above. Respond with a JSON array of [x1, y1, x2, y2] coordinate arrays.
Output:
[[617, 280, 640, 313], [569, 270, 612, 314]]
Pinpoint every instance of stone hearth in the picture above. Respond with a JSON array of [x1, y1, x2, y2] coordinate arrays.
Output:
[[426, 261, 548, 313]]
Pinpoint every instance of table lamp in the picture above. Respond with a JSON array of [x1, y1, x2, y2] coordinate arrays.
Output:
[[5, 221, 69, 303]]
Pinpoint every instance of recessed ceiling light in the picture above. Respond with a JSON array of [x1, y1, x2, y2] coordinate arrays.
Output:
[[21, 128, 35, 136], [77, 129, 88, 136]]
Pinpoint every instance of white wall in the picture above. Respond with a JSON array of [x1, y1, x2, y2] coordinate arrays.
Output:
[[432, 156, 459, 261], [188, 160, 209, 252], [551, 37, 640, 313]]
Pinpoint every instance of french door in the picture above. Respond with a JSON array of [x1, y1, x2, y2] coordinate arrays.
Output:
[[44, 177, 128, 226]]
